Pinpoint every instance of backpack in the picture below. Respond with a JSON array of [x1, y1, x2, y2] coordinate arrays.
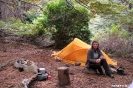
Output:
[[117, 66, 127, 75]]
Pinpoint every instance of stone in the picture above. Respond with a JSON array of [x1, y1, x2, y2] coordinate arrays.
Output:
[[23, 61, 38, 73], [65, 63, 70, 67], [56, 58, 62, 62], [14, 60, 38, 74], [75, 62, 81, 66]]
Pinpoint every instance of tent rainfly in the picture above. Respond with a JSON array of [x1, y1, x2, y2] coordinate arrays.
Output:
[[52, 38, 117, 66]]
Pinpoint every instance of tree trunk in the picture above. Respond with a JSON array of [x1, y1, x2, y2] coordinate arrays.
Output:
[[58, 67, 70, 86]]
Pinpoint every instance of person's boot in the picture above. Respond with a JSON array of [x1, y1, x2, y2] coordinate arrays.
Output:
[[100, 73, 105, 76]]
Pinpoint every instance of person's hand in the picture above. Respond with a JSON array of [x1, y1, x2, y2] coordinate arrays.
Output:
[[96, 59, 101, 63]]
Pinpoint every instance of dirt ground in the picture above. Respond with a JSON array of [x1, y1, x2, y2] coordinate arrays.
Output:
[[0, 42, 133, 88]]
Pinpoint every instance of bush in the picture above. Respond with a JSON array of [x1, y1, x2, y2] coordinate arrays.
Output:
[[92, 24, 133, 57], [36, 0, 92, 48], [0, 18, 37, 36], [22, 11, 37, 24], [0, 20, 6, 28]]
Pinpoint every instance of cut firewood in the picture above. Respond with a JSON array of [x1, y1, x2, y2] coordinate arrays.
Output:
[[58, 67, 70, 86]]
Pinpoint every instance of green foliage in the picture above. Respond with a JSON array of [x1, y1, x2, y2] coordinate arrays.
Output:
[[128, 0, 133, 4], [0, 18, 37, 36], [22, 11, 37, 24], [36, 0, 92, 48], [92, 24, 128, 40], [37, 28, 45, 36], [92, 24, 132, 57], [105, 24, 129, 37], [90, 1, 126, 14], [117, 10, 133, 25], [74, 0, 126, 15], [0, 20, 6, 28]]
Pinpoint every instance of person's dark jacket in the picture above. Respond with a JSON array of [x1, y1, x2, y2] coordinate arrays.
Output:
[[85, 48, 104, 66]]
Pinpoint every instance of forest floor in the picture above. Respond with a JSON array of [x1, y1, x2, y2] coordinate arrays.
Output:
[[0, 30, 133, 88]]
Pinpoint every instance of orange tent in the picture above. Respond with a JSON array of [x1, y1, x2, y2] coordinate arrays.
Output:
[[52, 38, 117, 66]]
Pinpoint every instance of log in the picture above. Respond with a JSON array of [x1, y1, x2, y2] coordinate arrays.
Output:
[[58, 67, 70, 86]]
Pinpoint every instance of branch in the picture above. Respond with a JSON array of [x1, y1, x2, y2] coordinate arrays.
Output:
[[19, 0, 43, 11], [0, 0, 43, 11], [0, 0, 14, 5], [65, 0, 91, 17], [75, 0, 90, 10]]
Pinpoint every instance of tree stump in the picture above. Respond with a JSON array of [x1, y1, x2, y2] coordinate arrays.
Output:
[[58, 67, 70, 86]]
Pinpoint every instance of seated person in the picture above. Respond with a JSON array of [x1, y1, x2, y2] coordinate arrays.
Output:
[[85, 41, 114, 78]]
